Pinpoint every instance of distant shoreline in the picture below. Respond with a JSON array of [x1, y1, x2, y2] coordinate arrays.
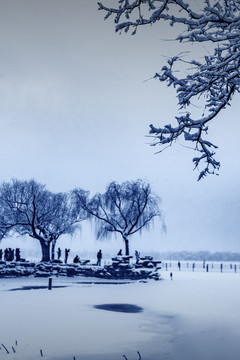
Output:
[[149, 250, 240, 261]]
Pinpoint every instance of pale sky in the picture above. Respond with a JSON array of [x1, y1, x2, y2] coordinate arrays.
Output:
[[0, 0, 240, 258]]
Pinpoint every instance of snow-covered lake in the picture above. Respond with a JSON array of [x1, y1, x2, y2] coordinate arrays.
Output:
[[0, 270, 239, 360]]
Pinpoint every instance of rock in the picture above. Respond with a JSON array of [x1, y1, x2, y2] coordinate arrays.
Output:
[[51, 259, 63, 264], [118, 263, 132, 270], [66, 267, 78, 277], [0, 269, 7, 277], [19, 261, 35, 267], [0, 259, 161, 280], [147, 262, 154, 268], [51, 270, 59, 276], [7, 263, 17, 268], [34, 271, 51, 277]]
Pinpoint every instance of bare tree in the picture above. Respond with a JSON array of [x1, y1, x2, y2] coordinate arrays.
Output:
[[98, 0, 240, 179], [73, 180, 163, 255], [0, 179, 86, 261]]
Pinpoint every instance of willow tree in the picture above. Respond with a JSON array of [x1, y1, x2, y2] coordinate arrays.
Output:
[[0, 179, 86, 261], [98, 0, 240, 179], [73, 179, 163, 255]]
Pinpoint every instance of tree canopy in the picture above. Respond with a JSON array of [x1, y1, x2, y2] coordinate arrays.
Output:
[[73, 179, 163, 255], [0, 178, 164, 260], [0, 179, 85, 261], [98, 0, 240, 179]]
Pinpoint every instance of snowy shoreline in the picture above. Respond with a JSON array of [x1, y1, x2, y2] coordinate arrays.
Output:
[[0, 259, 161, 280]]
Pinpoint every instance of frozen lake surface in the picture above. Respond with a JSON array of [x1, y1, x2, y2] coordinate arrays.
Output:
[[0, 270, 239, 360]]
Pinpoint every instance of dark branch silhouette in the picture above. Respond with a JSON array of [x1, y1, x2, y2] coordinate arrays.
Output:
[[98, 0, 240, 179]]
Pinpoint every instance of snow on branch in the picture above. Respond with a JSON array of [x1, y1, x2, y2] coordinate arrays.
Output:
[[98, 0, 240, 179]]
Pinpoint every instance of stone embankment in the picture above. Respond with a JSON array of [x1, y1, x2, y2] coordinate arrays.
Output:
[[0, 260, 161, 280]]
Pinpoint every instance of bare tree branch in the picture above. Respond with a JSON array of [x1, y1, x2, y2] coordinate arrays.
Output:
[[98, 0, 240, 179]]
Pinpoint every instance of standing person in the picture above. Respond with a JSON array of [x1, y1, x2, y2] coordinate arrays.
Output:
[[65, 248, 70, 264], [15, 248, 21, 262], [10, 248, 14, 261], [57, 247, 61, 260], [135, 250, 140, 264], [177, 261, 181, 271], [4, 248, 8, 261], [97, 249, 102, 266]]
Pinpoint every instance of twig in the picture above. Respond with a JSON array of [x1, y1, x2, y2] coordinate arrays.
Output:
[[12, 346, 16, 353], [122, 352, 141, 359], [1, 344, 9, 354], [40, 349, 43, 357]]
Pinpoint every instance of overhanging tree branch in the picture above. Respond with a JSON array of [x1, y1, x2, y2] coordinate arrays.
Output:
[[98, 0, 240, 179]]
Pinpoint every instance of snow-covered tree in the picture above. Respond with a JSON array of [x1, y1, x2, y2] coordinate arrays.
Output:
[[0, 179, 86, 261], [98, 0, 240, 179], [72, 180, 163, 255]]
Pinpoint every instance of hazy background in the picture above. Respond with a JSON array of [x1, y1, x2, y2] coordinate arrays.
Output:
[[0, 0, 239, 260]]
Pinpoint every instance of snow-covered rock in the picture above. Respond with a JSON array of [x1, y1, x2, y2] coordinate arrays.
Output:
[[0, 261, 161, 280]]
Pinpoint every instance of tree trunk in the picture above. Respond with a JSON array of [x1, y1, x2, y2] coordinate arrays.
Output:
[[39, 239, 50, 262], [51, 241, 56, 261], [124, 237, 129, 256]]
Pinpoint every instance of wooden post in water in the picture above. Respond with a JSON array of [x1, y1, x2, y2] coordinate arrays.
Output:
[[48, 277, 52, 290]]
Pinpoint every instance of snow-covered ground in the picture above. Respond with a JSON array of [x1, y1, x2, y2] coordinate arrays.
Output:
[[0, 270, 240, 360]]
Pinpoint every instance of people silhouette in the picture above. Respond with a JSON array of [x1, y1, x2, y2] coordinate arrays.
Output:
[[97, 249, 102, 266]]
